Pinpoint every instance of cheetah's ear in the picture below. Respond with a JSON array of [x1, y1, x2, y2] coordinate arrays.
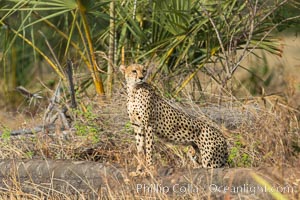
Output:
[[119, 65, 126, 74]]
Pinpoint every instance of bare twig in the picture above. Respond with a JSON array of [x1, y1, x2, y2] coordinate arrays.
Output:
[[38, 30, 65, 78], [43, 81, 62, 124], [66, 59, 77, 109], [232, 14, 300, 74], [205, 12, 230, 78], [16, 86, 43, 106], [230, 0, 257, 75]]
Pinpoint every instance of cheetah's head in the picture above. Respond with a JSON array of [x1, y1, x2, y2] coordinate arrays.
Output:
[[120, 64, 147, 87]]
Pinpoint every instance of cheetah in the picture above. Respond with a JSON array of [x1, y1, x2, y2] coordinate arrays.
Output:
[[120, 64, 228, 176]]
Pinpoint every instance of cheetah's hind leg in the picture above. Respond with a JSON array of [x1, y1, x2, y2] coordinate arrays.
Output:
[[187, 144, 201, 168]]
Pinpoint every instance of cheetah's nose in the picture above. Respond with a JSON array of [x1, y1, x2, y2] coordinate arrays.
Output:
[[139, 77, 144, 81]]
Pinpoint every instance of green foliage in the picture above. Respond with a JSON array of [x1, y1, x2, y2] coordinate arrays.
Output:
[[0, 0, 299, 104], [228, 135, 252, 167], [25, 151, 34, 159], [113, 0, 293, 95], [122, 121, 135, 136], [1, 127, 11, 141], [272, 1, 300, 32], [74, 105, 101, 144], [0, 0, 110, 106]]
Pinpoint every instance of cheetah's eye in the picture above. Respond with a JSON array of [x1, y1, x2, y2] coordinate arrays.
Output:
[[132, 70, 137, 73], [143, 69, 147, 73]]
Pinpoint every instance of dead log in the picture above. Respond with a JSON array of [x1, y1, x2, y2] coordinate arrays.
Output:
[[6, 124, 56, 136], [0, 159, 298, 199]]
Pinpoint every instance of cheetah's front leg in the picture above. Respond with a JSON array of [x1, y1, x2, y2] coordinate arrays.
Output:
[[129, 126, 145, 177], [130, 126, 155, 177], [142, 126, 155, 176], [145, 126, 154, 169]]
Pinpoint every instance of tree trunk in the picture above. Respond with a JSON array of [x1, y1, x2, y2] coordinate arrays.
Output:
[[0, 159, 298, 199], [106, 0, 115, 98]]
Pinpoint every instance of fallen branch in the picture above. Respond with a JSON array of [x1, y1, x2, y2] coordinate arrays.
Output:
[[0, 124, 58, 136]]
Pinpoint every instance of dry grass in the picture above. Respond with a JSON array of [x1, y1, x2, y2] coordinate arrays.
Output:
[[0, 83, 299, 199], [0, 35, 299, 199]]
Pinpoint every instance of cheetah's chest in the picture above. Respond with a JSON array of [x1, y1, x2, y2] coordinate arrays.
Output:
[[127, 94, 145, 125]]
